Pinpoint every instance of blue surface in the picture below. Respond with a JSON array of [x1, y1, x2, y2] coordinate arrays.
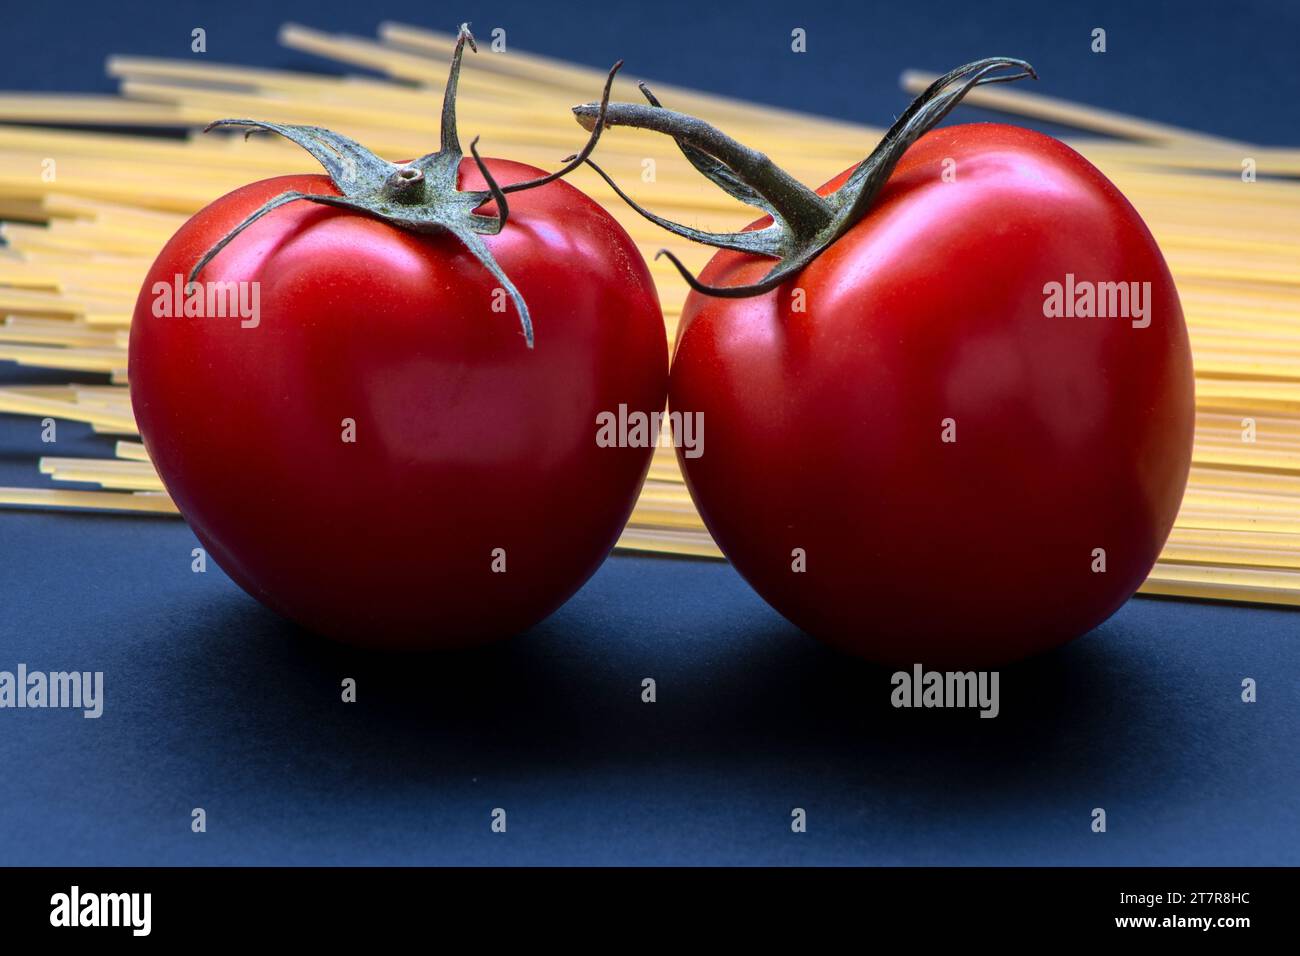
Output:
[[0, 511, 1298, 866], [1, 0, 1298, 866]]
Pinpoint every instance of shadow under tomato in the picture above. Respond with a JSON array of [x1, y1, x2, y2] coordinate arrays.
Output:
[[690, 618, 1174, 807], [160, 560, 1179, 823]]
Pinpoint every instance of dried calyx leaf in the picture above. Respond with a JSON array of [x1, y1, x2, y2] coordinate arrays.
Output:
[[192, 23, 622, 348], [571, 57, 1036, 298]]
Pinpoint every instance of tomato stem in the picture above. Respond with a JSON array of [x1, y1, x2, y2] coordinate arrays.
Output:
[[382, 167, 427, 204], [572, 57, 1037, 298], [188, 23, 622, 348], [577, 101, 834, 240]]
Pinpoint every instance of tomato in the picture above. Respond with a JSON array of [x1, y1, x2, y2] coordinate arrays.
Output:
[[131, 158, 666, 648], [130, 28, 666, 649], [130, 158, 666, 649], [668, 122, 1193, 665]]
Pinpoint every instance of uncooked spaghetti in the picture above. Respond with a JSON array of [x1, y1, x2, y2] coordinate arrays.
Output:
[[1, 22, 1299, 606]]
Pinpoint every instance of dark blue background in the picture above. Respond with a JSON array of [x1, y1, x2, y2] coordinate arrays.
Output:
[[4, 0, 1299, 145], [1, 0, 1297, 865]]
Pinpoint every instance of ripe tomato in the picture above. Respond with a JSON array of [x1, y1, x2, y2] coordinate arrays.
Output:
[[130, 157, 666, 648], [669, 123, 1193, 666]]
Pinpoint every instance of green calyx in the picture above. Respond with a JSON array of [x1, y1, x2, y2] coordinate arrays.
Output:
[[191, 23, 622, 348], [571, 57, 1036, 298]]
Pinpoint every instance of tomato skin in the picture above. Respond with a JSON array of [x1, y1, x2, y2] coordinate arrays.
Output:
[[670, 124, 1194, 667], [130, 159, 667, 649]]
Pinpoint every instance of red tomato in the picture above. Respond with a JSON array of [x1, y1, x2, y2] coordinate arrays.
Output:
[[130, 159, 667, 648], [669, 124, 1194, 666]]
